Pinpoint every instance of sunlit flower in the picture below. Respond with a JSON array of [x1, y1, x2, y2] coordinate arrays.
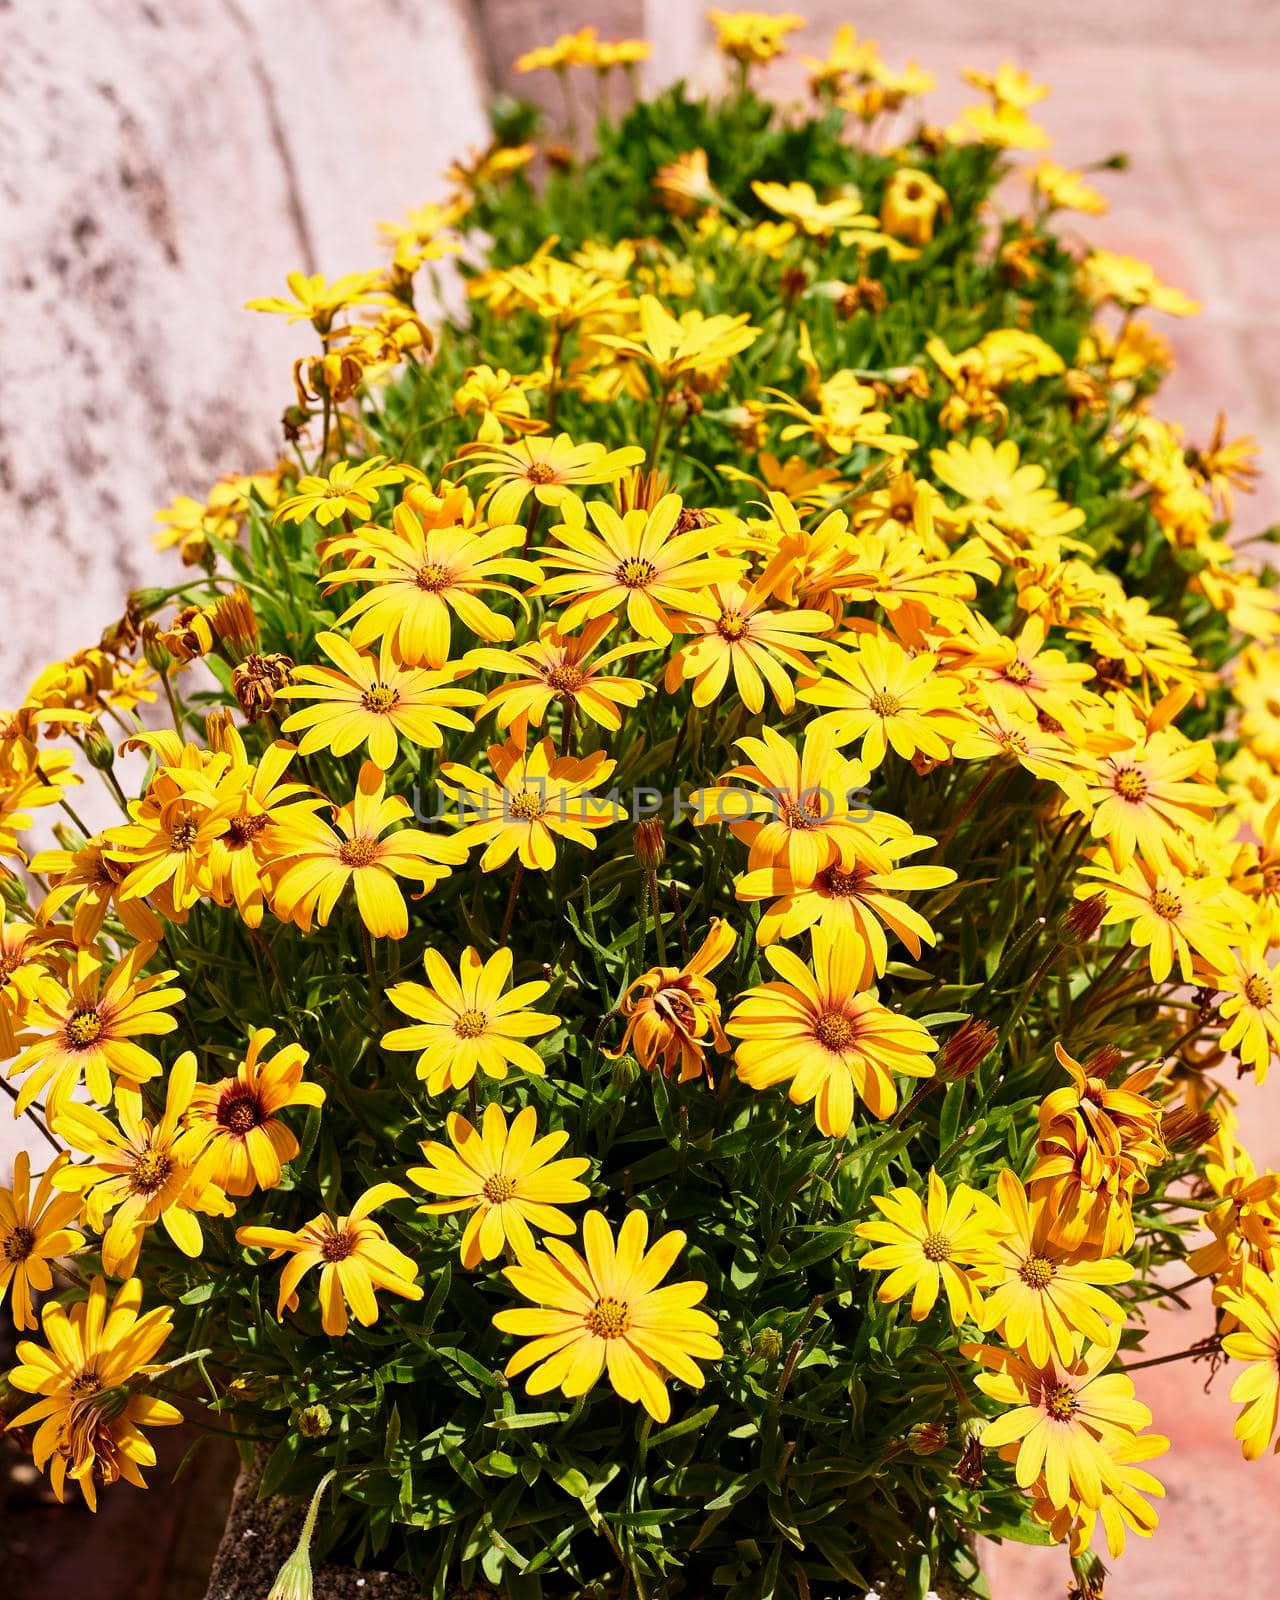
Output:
[[383, 945, 559, 1093], [6, 1275, 181, 1510], [268, 760, 466, 939], [0, 1152, 84, 1331], [726, 925, 937, 1134], [472, 618, 649, 735], [408, 1103, 590, 1267], [188, 1028, 326, 1196], [494, 1208, 721, 1421], [278, 631, 480, 770], [455, 432, 645, 528], [273, 456, 405, 526], [855, 1170, 998, 1324], [609, 920, 736, 1082], [237, 1183, 423, 1337]]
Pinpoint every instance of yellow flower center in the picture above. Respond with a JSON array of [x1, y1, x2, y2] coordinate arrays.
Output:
[[1245, 974, 1274, 1008], [1114, 767, 1148, 802], [585, 1295, 631, 1339], [868, 690, 902, 716], [525, 461, 558, 484], [481, 1173, 517, 1204], [921, 1231, 952, 1262], [338, 836, 380, 867], [616, 558, 658, 589], [131, 1147, 173, 1195], [781, 799, 819, 830], [454, 1008, 488, 1039], [717, 609, 749, 640], [415, 562, 453, 592], [1150, 889, 1182, 920], [170, 816, 200, 851], [218, 1091, 264, 1135], [508, 788, 544, 820], [362, 683, 400, 714], [0, 952, 19, 986], [1019, 1255, 1057, 1290], [2, 1225, 36, 1263], [70, 1369, 103, 1397], [1045, 1382, 1079, 1421], [546, 664, 584, 693], [999, 730, 1030, 754], [1003, 660, 1032, 686], [321, 1229, 356, 1262], [813, 1010, 854, 1050], [65, 1009, 104, 1049]]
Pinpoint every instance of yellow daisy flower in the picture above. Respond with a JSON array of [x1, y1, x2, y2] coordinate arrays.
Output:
[[454, 432, 645, 529], [278, 630, 481, 771], [6, 1275, 181, 1510], [493, 1208, 722, 1422], [273, 455, 405, 526], [471, 618, 650, 736], [663, 577, 831, 713], [1213, 944, 1280, 1081], [188, 1027, 326, 1196], [407, 1103, 590, 1267], [236, 1182, 423, 1338], [320, 499, 541, 667], [382, 945, 559, 1093], [977, 1169, 1132, 1366], [855, 1170, 999, 1324], [726, 925, 937, 1135], [0, 1152, 84, 1331], [1220, 1265, 1280, 1459], [7, 943, 183, 1121], [438, 731, 626, 872], [798, 632, 971, 771], [267, 760, 466, 939]]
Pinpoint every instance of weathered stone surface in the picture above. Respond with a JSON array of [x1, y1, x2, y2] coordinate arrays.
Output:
[[0, 0, 489, 710], [205, 1463, 422, 1600]]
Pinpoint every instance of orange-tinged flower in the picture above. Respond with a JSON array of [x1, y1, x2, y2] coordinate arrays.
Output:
[[188, 1028, 326, 1196], [5, 1275, 181, 1510], [726, 925, 937, 1134], [236, 1182, 423, 1337], [1077, 849, 1238, 984], [0, 1152, 84, 1331], [471, 618, 650, 735], [407, 1103, 590, 1268], [267, 760, 466, 939], [609, 920, 736, 1083], [493, 1208, 721, 1422]]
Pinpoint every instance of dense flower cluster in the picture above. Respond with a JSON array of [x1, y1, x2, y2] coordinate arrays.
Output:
[[3, 12, 1279, 1598]]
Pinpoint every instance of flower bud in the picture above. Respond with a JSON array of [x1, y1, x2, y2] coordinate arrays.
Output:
[[140, 622, 173, 677], [954, 1417, 985, 1486], [267, 1471, 333, 1600], [1161, 1106, 1218, 1153], [210, 587, 260, 662], [634, 817, 666, 870], [1062, 892, 1106, 945], [82, 721, 116, 771], [940, 1017, 997, 1083], [1086, 1044, 1123, 1081], [752, 1328, 783, 1363], [295, 1404, 332, 1439], [611, 1053, 641, 1094], [908, 1421, 949, 1455]]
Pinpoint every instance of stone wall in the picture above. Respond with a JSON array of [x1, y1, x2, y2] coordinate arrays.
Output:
[[0, 0, 490, 706]]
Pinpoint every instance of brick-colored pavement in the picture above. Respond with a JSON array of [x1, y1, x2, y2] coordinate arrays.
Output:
[[646, 7, 1280, 1593]]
